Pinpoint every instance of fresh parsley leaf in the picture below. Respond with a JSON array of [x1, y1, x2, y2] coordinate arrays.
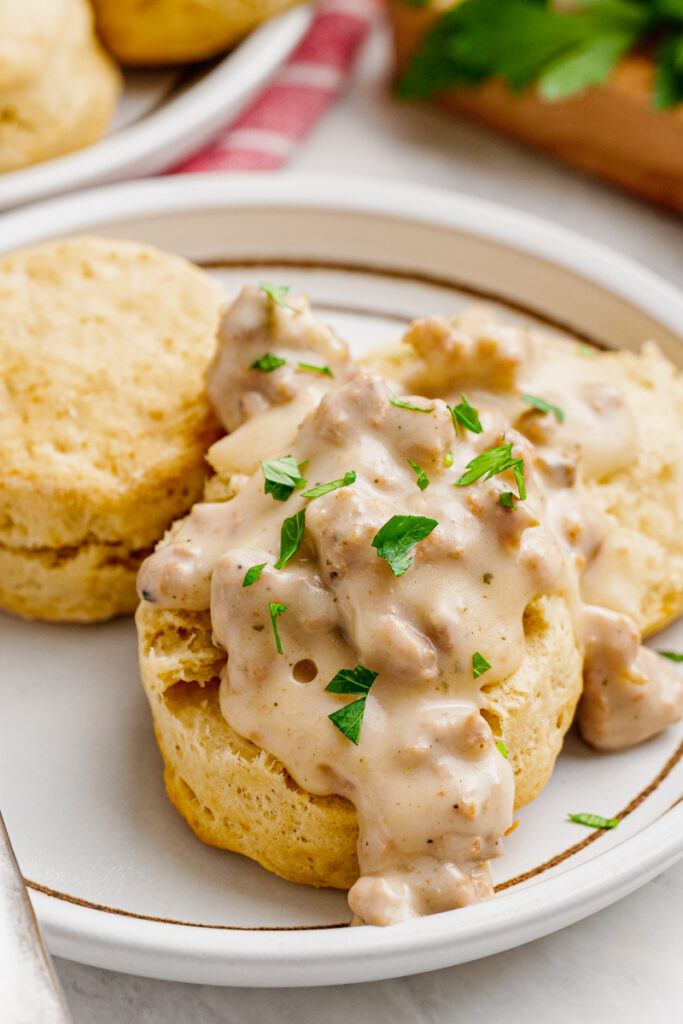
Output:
[[328, 698, 368, 745], [242, 563, 266, 587], [260, 282, 296, 311], [297, 362, 333, 377], [372, 514, 438, 576], [301, 470, 356, 499], [325, 665, 378, 696], [455, 442, 525, 501], [327, 666, 378, 743], [568, 812, 619, 829], [268, 602, 287, 655], [521, 393, 565, 423], [262, 455, 307, 502], [449, 393, 483, 434], [499, 491, 518, 509], [249, 352, 286, 372], [659, 650, 683, 662], [274, 509, 306, 570], [496, 740, 509, 758], [444, 450, 454, 468], [398, 0, 680, 109], [389, 396, 435, 413], [407, 459, 430, 491], [472, 651, 492, 678]]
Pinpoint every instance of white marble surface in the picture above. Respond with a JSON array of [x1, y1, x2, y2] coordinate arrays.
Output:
[[53, 15, 683, 1021]]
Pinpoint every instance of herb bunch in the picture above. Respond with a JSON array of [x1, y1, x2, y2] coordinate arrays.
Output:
[[400, 0, 683, 110]]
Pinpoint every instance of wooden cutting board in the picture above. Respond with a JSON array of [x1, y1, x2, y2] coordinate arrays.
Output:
[[391, 2, 683, 214]]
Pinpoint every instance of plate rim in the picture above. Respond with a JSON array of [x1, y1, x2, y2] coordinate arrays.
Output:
[[1, 174, 681, 985], [0, 7, 312, 212]]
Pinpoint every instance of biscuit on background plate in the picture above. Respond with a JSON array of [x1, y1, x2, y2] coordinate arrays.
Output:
[[91, 0, 304, 65], [0, 236, 226, 622], [0, 0, 121, 174]]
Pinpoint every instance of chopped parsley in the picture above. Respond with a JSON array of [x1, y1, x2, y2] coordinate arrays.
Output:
[[496, 740, 509, 759], [389, 396, 435, 413], [577, 344, 596, 358], [372, 514, 438, 577], [242, 563, 266, 587], [455, 442, 526, 500], [326, 665, 378, 744], [499, 492, 517, 510], [260, 282, 296, 311], [659, 650, 683, 662], [298, 362, 333, 377], [472, 651, 491, 679], [274, 509, 306, 570], [261, 455, 307, 502], [407, 459, 430, 491], [399, 0, 683, 111], [568, 812, 619, 830], [268, 602, 287, 655], [301, 470, 356, 499], [249, 352, 286, 372], [444, 450, 454, 468], [449, 393, 483, 434], [521, 393, 565, 423]]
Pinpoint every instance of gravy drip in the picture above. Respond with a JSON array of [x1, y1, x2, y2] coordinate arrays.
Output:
[[138, 293, 683, 925]]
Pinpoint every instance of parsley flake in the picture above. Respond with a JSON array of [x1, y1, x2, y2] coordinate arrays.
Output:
[[521, 393, 565, 423], [499, 492, 517, 509], [444, 450, 454, 468], [268, 602, 287, 655], [455, 442, 525, 500], [260, 282, 296, 311], [297, 362, 333, 377], [472, 651, 491, 679], [568, 812, 619, 830], [496, 740, 509, 759], [302, 471, 356, 499], [242, 563, 266, 587], [261, 455, 307, 502], [659, 650, 683, 662], [407, 459, 430, 491], [326, 665, 378, 744], [372, 515, 438, 577], [389, 396, 435, 413], [274, 509, 306, 570], [249, 353, 286, 372], [448, 393, 483, 434]]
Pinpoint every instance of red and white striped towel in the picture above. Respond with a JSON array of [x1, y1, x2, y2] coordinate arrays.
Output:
[[173, 0, 379, 173]]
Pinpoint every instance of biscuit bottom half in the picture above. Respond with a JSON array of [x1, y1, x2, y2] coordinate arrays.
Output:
[[136, 594, 582, 890]]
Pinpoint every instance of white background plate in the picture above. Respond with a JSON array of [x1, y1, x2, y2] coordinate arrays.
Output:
[[0, 8, 311, 212], [0, 176, 681, 986]]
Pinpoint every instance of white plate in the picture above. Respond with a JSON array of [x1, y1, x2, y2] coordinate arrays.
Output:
[[0, 8, 311, 212], [0, 176, 681, 987]]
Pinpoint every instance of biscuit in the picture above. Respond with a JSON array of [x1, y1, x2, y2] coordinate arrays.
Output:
[[0, 0, 69, 92], [91, 0, 303, 65], [135, 316, 682, 892], [0, 0, 121, 174], [0, 236, 226, 621], [137, 588, 582, 888]]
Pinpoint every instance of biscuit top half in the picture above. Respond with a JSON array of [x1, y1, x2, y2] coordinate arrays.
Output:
[[0, 236, 226, 549]]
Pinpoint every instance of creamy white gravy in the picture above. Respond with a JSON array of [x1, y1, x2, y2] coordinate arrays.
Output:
[[138, 288, 683, 926]]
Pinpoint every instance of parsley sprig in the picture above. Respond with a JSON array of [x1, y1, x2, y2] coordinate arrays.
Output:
[[472, 651, 491, 678], [274, 509, 306, 570], [407, 459, 430, 491], [249, 353, 286, 372], [389, 396, 435, 413], [448, 393, 483, 434], [260, 282, 296, 311], [302, 471, 356, 499], [242, 563, 266, 587], [455, 442, 526, 500], [261, 456, 307, 502], [521, 393, 565, 423], [659, 650, 683, 662], [399, 0, 683, 111], [372, 514, 438, 576], [568, 812, 619, 829], [298, 362, 333, 377], [326, 665, 378, 744], [268, 602, 287, 655]]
